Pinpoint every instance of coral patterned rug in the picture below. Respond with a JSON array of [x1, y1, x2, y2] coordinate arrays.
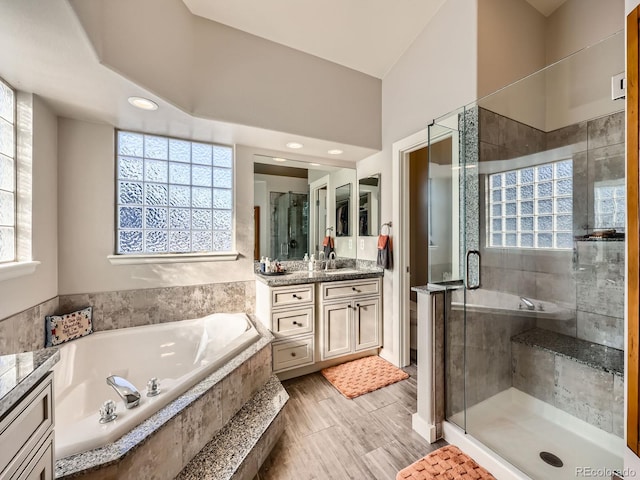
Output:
[[320, 355, 409, 399], [396, 445, 496, 480]]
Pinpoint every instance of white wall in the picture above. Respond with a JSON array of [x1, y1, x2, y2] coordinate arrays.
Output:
[[57, 118, 256, 295], [69, 0, 381, 150], [0, 95, 58, 319], [477, 0, 546, 99], [358, 0, 479, 363], [547, 0, 625, 65]]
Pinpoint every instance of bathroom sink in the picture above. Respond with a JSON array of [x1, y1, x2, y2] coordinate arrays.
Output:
[[323, 269, 361, 275]]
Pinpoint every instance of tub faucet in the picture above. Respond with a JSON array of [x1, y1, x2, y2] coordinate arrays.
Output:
[[519, 296, 535, 311], [107, 375, 141, 409]]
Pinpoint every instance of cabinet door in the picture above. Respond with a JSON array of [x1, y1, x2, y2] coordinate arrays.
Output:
[[321, 302, 352, 360], [354, 297, 380, 351]]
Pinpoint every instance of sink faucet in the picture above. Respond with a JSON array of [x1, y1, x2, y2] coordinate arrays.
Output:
[[519, 296, 535, 311], [325, 251, 337, 271], [107, 375, 141, 409]]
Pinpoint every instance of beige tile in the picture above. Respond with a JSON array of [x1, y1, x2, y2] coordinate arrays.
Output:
[[181, 383, 223, 465], [118, 415, 183, 480]]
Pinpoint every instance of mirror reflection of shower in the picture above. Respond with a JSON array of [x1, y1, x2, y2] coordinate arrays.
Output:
[[269, 191, 309, 260]]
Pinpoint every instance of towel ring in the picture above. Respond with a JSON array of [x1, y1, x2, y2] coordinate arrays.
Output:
[[380, 222, 392, 235]]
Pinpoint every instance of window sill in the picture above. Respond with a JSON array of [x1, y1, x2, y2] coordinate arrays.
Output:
[[0, 261, 41, 282], [107, 252, 239, 265]]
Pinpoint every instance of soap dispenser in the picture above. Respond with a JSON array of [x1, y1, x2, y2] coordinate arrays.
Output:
[[308, 254, 315, 271]]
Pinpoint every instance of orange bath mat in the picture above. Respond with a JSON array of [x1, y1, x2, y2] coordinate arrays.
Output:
[[320, 355, 409, 399], [396, 445, 496, 480]]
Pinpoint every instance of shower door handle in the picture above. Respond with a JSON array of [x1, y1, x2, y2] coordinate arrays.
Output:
[[465, 249, 481, 290]]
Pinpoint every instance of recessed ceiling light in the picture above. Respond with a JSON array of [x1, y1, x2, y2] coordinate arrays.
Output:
[[286, 142, 303, 149], [310, 163, 321, 166], [128, 96, 158, 111], [274, 157, 287, 162], [328, 149, 343, 155]]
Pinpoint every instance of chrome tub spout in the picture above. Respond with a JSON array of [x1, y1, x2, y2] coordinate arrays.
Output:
[[107, 375, 141, 409], [519, 296, 535, 311]]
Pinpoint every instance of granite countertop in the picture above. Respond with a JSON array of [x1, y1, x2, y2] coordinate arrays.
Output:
[[412, 280, 464, 294], [512, 327, 623, 377], [255, 268, 383, 287], [0, 348, 60, 418]]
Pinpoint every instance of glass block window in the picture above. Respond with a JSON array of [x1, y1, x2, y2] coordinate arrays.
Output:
[[116, 131, 233, 254], [0, 79, 16, 263], [594, 179, 625, 230], [488, 159, 573, 249]]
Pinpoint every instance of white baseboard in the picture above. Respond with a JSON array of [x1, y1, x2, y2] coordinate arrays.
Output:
[[411, 413, 438, 443]]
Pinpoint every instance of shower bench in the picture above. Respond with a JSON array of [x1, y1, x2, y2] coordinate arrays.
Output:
[[511, 327, 623, 437]]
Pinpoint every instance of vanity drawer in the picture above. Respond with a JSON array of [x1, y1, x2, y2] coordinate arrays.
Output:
[[272, 284, 314, 307], [0, 373, 53, 480], [272, 307, 314, 337], [322, 279, 380, 300], [273, 337, 314, 372]]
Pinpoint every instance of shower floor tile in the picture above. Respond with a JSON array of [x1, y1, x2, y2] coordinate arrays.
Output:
[[449, 388, 623, 480]]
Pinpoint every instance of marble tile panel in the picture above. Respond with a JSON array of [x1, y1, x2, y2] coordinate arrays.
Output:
[[576, 310, 623, 350], [613, 374, 624, 438], [554, 356, 614, 432], [181, 381, 223, 465], [72, 464, 120, 480], [479, 108, 507, 147], [535, 271, 575, 305], [221, 357, 252, 424], [117, 415, 183, 480], [534, 251, 573, 275], [511, 342, 555, 404], [244, 281, 256, 314], [535, 312, 577, 338], [587, 111, 624, 150], [250, 345, 272, 395], [572, 152, 589, 236], [587, 142, 625, 190], [479, 141, 504, 163], [0, 314, 18, 354], [546, 121, 587, 152], [575, 266, 624, 319]]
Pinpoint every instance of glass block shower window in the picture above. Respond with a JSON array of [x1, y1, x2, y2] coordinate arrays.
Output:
[[594, 179, 625, 230], [0, 79, 16, 263], [116, 131, 234, 254], [488, 159, 573, 249]]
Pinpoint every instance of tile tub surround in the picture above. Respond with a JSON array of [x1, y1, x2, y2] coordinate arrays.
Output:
[[0, 296, 59, 354], [177, 375, 288, 480], [512, 329, 623, 437], [0, 348, 59, 418], [58, 280, 256, 333], [55, 318, 274, 479], [0, 281, 255, 355]]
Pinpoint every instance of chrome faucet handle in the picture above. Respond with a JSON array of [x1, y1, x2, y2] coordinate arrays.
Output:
[[99, 400, 117, 424], [147, 377, 161, 397]]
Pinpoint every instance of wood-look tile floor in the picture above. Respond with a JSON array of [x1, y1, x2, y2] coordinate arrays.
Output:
[[256, 364, 447, 480]]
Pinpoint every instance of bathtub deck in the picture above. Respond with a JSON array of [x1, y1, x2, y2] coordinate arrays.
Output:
[[256, 364, 447, 480]]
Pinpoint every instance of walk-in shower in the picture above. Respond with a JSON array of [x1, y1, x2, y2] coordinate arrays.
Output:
[[427, 31, 625, 479]]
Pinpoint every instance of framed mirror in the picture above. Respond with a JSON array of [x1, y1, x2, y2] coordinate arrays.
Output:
[[358, 174, 380, 236], [253, 155, 356, 260]]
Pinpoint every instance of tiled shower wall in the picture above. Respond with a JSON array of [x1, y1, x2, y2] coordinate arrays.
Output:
[[0, 281, 255, 354], [478, 108, 624, 349]]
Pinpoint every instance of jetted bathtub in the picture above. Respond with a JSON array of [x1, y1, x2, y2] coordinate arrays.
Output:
[[53, 312, 260, 459]]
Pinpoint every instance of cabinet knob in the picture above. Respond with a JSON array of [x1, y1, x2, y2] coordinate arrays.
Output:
[[292, 294, 300, 299], [356, 303, 360, 307], [352, 287, 360, 292], [292, 321, 299, 325], [291, 352, 296, 357]]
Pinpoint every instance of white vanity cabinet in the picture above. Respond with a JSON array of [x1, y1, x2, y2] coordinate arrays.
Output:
[[256, 282, 316, 373], [320, 279, 381, 360], [256, 275, 382, 377], [0, 373, 54, 480]]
